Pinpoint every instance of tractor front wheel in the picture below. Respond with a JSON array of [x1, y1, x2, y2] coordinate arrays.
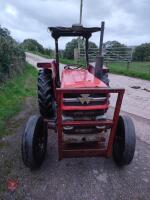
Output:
[[113, 115, 136, 166], [22, 115, 47, 169]]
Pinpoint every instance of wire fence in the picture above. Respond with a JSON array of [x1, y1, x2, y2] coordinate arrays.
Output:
[[78, 46, 133, 63], [74, 46, 150, 77]]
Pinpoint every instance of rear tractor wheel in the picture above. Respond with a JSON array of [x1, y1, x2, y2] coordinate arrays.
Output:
[[113, 115, 136, 166], [38, 69, 55, 118]]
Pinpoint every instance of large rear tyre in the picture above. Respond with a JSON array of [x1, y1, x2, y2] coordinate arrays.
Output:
[[38, 69, 55, 118], [113, 115, 136, 166], [22, 115, 47, 169]]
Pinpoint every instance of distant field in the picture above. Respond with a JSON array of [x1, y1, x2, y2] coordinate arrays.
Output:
[[28, 52, 150, 80], [60, 59, 150, 80], [109, 62, 150, 80]]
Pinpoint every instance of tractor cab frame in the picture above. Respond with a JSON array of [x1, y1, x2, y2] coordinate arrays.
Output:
[[48, 22, 105, 85]]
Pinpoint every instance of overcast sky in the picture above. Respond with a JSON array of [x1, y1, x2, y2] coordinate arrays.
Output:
[[0, 0, 150, 49]]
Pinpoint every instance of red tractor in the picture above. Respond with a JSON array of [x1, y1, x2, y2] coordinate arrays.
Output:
[[22, 22, 136, 169]]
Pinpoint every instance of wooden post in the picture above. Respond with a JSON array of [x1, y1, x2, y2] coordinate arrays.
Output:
[[74, 48, 79, 62], [127, 61, 130, 71]]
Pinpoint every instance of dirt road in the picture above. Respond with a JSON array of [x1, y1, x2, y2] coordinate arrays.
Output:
[[0, 53, 150, 200]]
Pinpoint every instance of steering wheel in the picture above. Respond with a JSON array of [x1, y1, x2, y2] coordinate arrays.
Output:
[[64, 64, 84, 69]]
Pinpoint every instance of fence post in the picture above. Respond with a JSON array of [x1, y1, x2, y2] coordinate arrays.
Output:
[[74, 48, 79, 62], [127, 61, 130, 71]]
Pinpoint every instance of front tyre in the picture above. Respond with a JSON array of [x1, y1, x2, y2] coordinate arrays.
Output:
[[113, 115, 136, 166], [22, 115, 47, 169]]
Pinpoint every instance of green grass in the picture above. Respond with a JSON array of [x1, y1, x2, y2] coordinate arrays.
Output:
[[60, 58, 78, 65], [60, 59, 150, 80], [57, 57, 150, 80], [60, 58, 86, 66], [0, 63, 37, 137], [109, 62, 150, 80]]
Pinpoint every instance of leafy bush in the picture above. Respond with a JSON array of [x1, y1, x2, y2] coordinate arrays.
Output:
[[133, 43, 150, 61], [21, 39, 53, 57], [0, 26, 25, 83], [21, 39, 44, 53], [63, 38, 98, 59]]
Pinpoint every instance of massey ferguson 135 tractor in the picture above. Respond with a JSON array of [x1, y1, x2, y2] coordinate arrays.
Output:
[[22, 22, 136, 169]]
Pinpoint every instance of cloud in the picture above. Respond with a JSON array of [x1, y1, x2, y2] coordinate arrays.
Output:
[[0, 0, 150, 48]]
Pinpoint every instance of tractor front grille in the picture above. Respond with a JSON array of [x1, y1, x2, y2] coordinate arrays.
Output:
[[63, 96, 107, 106], [62, 94, 108, 135], [63, 97, 107, 106]]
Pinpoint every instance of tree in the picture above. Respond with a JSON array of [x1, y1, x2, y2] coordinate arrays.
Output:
[[21, 39, 53, 57], [103, 41, 128, 61], [104, 41, 126, 48], [133, 43, 150, 61], [63, 38, 98, 59], [44, 48, 53, 57], [0, 25, 25, 81], [21, 39, 44, 53]]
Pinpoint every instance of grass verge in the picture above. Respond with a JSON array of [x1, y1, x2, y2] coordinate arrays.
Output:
[[109, 62, 150, 80], [60, 58, 85, 66], [61, 59, 150, 80], [60, 59, 150, 80], [0, 63, 37, 137]]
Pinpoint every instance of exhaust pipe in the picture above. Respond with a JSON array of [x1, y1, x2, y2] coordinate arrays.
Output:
[[95, 21, 105, 80]]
